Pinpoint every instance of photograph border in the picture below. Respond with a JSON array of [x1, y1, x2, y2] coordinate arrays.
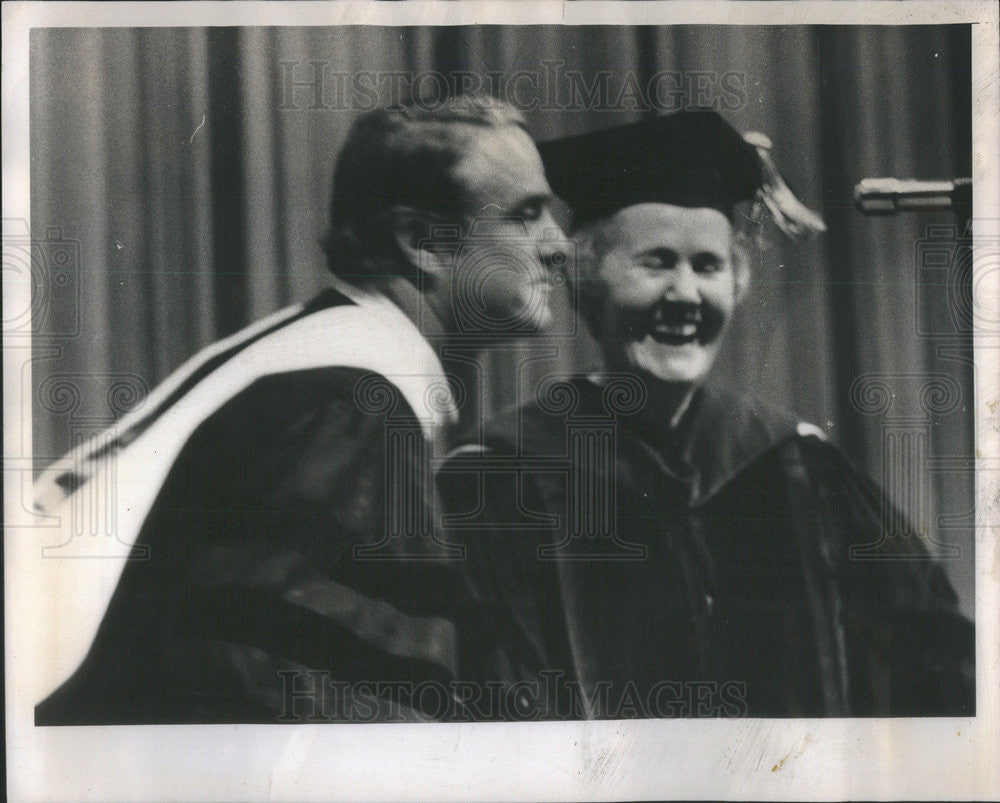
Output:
[[4, 2, 998, 800]]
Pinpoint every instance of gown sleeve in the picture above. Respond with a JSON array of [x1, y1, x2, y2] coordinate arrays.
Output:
[[36, 367, 469, 724], [785, 435, 975, 715]]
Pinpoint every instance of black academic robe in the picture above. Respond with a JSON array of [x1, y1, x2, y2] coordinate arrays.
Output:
[[440, 377, 974, 719], [35, 286, 476, 725]]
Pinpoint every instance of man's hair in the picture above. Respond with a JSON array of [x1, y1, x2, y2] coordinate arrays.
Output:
[[322, 93, 529, 281], [572, 209, 756, 338]]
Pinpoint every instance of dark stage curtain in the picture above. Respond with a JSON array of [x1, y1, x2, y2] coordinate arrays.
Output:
[[29, 25, 974, 613]]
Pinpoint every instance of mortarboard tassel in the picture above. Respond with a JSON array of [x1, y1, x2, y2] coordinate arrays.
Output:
[[744, 131, 827, 237]]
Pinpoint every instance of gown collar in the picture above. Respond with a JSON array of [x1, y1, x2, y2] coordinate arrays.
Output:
[[584, 375, 805, 506]]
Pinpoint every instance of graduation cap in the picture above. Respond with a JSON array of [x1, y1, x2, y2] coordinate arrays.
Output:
[[538, 109, 825, 236]]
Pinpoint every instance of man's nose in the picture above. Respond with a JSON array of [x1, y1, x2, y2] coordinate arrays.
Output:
[[535, 210, 570, 272], [662, 262, 700, 303]]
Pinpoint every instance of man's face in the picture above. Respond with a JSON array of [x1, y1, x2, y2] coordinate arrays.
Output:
[[593, 203, 743, 386], [446, 125, 566, 334]]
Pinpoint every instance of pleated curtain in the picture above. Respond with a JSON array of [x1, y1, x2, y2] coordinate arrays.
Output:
[[29, 24, 974, 611]]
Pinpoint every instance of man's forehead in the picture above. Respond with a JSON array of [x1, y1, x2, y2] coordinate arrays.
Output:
[[452, 125, 548, 193]]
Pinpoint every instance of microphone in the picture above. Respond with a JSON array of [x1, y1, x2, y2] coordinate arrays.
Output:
[[854, 177, 971, 215]]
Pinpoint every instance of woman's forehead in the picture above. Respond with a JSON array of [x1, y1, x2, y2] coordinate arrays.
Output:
[[605, 204, 734, 251]]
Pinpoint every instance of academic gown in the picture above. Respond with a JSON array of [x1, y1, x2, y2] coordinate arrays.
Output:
[[440, 377, 974, 719], [34, 282, 476, 724]]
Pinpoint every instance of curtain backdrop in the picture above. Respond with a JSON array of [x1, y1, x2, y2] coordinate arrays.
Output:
[[29, 25, 974, 613]]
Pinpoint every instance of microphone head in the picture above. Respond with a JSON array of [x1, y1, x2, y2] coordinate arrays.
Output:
[[854, 178, 959, 214]]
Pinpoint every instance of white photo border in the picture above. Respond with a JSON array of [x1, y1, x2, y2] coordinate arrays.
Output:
[[3, 2, 998, 801]]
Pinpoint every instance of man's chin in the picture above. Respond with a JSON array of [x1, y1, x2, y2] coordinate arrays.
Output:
[[528, 308, 555, 334], [507, 297, 555, 334]]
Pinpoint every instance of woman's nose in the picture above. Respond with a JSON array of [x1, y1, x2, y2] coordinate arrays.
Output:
[[661, 262, 700, 303]]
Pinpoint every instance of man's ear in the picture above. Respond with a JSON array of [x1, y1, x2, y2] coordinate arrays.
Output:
[[389, 206, 451, 278]]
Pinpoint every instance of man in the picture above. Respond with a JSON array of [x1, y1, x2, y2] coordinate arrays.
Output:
[[441, 110, 974, 718], [33, 93, 566, 724]]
